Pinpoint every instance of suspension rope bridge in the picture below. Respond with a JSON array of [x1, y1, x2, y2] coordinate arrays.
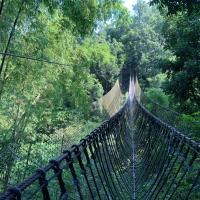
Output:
[[0, 78, 199, 200], [0, 1, 200, 199]]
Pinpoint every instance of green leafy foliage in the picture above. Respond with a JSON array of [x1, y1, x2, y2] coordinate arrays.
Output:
[[106, 0, 171, 91], [150, 0, 200, 15], [0, 0, 126, 193], [180, 112, 200, 141], [145, 87, 169, 107], [156, 6, 200, 113]]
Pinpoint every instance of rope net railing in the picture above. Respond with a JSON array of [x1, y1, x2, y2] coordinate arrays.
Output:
[[140, 93, 200, 141], [101, 80, 124, 117], [1, 79, 200, 200], [133, 78, 199, 141]]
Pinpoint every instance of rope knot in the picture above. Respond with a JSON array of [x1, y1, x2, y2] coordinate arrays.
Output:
[[8, 186, 21, 199], [71, 144, 80, 155], [49, 159, 62, 176], [36, 168, 46, 178], [36, 169, 48, 187], [85, 134, 92, 143], [63, 150, 72, 163], [80, 139, 87, 148]]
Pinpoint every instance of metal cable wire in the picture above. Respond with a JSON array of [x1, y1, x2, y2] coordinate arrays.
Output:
[[0, 52, 67, 67], [0, 0, 25, 75], [0, 0, 4, 15]]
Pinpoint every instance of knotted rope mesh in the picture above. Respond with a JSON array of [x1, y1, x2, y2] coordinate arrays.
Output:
[[101, 80, 124, 117], [1, 78, 199, 200]]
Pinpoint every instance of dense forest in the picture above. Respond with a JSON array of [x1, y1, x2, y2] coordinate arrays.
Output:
[[0, 0, 199, 197]]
